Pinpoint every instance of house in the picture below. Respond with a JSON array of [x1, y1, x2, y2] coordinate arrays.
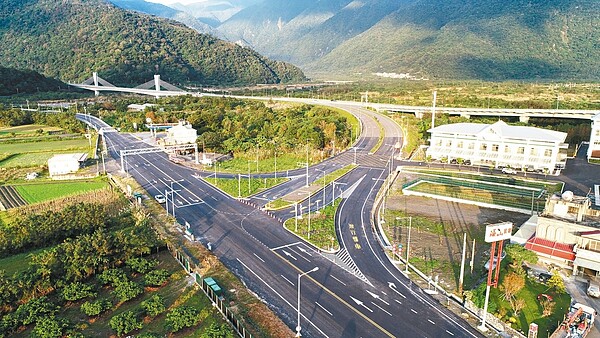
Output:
[[587, 113, 600, 160], [519, 192, 600, 276], [47, 153, 88, 177], [426, 120, 568, 172], [127, 103, 156, 112], [160, 121, 197, 146]]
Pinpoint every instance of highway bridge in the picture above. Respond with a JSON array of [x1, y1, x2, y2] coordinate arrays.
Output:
[[70, 73, 599, 122]]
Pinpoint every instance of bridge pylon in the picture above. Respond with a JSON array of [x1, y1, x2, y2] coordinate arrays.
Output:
[[80, 72, 116, 96], [135, 75, 184, 98]]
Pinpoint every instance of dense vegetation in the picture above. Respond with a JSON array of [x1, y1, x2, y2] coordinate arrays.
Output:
[[95, 96, 354, 157], [0, 110, 86, 132], [0, 67, 66, 96], [0, 0, 306, 86], [216, 0, 600, 80]]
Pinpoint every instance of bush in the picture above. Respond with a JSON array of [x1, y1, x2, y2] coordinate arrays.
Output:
[[126, 257, 157, 274], [62, 282, 97, 302], [201, 323, 235, 338], [80, 299, 112, 317], [32, 316, 68, 338], [144, 269, 170, 287], [15, 296, 58, 326], [141, 295, 166, 317], [166, 306, 200, 333], [112, 280, 143, 303], [109, 311, 142, 336], [98, 269, 127, 286]]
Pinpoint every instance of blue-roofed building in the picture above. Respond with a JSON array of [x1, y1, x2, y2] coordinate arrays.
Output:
[[426, 120, 568, 173]]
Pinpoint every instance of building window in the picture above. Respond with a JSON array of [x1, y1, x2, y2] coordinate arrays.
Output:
[[468, 142, 474, 150], [435, 139, 442, 147], [445, 140, 452, 147], [492, 144, 499, 152], [504, 145, 510, 153], [457, 141, 463, 149], [544, 149, 552, 157], [517, 147, 525, 154], [480, 143, 487, 151], [530, 148, 538, 156]]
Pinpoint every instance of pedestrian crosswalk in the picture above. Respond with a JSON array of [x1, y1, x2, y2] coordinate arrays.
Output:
[[322, 248, 371, 286]]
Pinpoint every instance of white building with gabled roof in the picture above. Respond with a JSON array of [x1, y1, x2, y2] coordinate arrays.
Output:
[[426, 120, 568, 172], [588, 113, 600, 160], [48, 153, 88, 177]]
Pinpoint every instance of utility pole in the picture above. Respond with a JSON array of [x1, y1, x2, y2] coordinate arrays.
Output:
[[431, 91, 437, 129], [459, 233, 467, 294]]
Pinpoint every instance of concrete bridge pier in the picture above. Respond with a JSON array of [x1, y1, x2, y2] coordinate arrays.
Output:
[[519, 115, 530, 123], [93, 72, 99, 96]]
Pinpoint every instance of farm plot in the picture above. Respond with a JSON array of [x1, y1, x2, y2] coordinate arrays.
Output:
[[0, 185, 27, 209], [14, 180, 108, 204]]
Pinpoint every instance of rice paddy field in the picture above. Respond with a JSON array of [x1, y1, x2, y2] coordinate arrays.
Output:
[[14, 180, 108, 204]]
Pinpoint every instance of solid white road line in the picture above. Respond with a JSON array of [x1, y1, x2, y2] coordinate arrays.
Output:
[[371, 302, 392, 316], [315, 302, 333, 316], [281, 275, 294, 286], [410, 309, 417, 314], [428, 319, 435, 325], [271, 242, 301, 251], [446, 330, 455, 336], [331, 275, 347, 286], [253, 253, 265, 263]]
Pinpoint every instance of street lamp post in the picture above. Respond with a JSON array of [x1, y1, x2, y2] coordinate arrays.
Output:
[[307, 192, 312, 239], [295, 202, 299, 232], [396, 216, 412, 273], [305, 142, 311, 187], [296, 267, 319, 337]]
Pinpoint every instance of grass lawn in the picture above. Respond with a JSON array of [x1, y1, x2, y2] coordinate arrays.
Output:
[[284, 199, 341, 251], [14, 180, 108, 204], [0, 152, 55, 168], [205, 176, 288, 198], [0, 125, 62, 136], [0, 247, 50, 276], [214, 153, 312, 173], [0, 138, 90, 155]]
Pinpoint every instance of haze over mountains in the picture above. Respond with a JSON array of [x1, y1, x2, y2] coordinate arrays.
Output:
[[121, 0, 600, 81], [0, 0, 305, 86]]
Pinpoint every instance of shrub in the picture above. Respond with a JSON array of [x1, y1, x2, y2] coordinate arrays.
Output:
[[62, 282, 97, 302], [201, 323, 235, 338], [98, 269, 127, 286], [166, 306, 200, 333], [144, 269, 170, 287], [141, 295, 165, 317], [32, 316, 68, 338], [112, 280, 143, 303], [80, 299, 112, 317], [15, 296, 58, 326], [126, 257, 157, 274], [109, 311, 142, 336]]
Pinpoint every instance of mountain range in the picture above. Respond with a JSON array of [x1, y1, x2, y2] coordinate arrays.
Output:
[[122, 0, 600, 81], [0, 0, 306, 86]]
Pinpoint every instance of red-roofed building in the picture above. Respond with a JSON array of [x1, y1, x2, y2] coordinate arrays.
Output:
[[525, 237, 575, 262]]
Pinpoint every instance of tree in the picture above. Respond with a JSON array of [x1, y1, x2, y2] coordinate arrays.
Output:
[[32, 316, 68, 338], [541, 299, 555, 317], [62, 282, 96, 302], [112, 280, 143, 303], [144, 269, 170, 287], [80, 299, 112, 317], [166, 306, 200, 333], [504, 244, 538, 274], [98, 269, 127, 286], [201, 323, 234, 338], [141, 295, 165, 317], [109, 311, 142, 336], [15, 296, 58, 326], [513, 298, 526, 317], [501, 272, 525, 311], [547, 271, 566, 293]]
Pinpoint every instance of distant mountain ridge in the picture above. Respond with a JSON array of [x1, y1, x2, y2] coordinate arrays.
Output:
[[0, 0, 306, 86], [132, 0, 599, 80]]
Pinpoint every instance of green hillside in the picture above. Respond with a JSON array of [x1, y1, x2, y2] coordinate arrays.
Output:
[[0, 67, 66, 96], [0, 0, 306, 86], [308, 0, 600, 80]]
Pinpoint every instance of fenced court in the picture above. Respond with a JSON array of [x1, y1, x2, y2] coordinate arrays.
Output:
[[401, 169, 555, 212]]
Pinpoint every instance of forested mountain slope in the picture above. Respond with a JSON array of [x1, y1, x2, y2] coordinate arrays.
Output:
[[0, 0, 306, 86], [0, 67, 65, 96]]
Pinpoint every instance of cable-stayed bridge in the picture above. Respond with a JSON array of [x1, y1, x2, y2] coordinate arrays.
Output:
[[69, 73, 599, 121]]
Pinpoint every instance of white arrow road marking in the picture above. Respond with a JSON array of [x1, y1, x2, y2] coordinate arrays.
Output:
[[370, 302, 392, 316], [280, 275, 294, 286], [366, 290, 389, 305], [282, 250, 297, 261], [298, 246, 313, 256], [350, 297, 373, 313], [388, 282, 396, 288], [315, 302, 333, 316]]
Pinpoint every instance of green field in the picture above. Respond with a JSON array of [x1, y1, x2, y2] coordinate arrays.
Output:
[[206, 176, 287, 198], [14, 180, 107, 204], [0, 137, 93, 169], [284, 199, 341, 251], [0, 124, 62, 136], [0, 153, 55, 168]]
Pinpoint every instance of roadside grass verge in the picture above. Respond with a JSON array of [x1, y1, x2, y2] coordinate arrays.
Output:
[[0, 247, 49, 276], [265, 164, 356, 210], [204, 177, 288, 198], [14, 179, 108, 204], [284, 199, 341, 251]]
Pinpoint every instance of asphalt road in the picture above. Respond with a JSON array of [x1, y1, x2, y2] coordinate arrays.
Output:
[[76, 109, 483, 338]]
